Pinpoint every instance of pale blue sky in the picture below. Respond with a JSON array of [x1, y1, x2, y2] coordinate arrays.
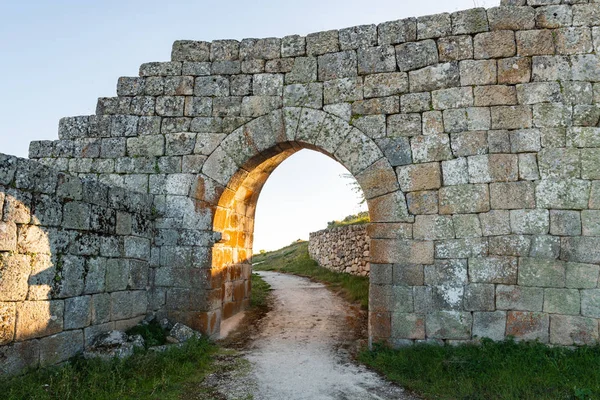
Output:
[[0, 0, 497, 251]]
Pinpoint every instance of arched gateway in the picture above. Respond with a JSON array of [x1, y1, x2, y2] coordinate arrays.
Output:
[[2, 0, 600, 374]]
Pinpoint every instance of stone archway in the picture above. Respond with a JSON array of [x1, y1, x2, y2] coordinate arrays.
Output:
[[192, 107, 413, 338]]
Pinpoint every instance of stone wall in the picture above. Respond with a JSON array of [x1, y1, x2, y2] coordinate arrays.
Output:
[[309, 224, 370, 276], [7, 0, 600, 358], [0, 155, 154, 375]]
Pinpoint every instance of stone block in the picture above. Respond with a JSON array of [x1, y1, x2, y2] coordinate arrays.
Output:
[[474, 30, 516, 59], [410, 134, 452, 163], [491, 105, 532, 130], [111, 291, 147, 321], [409, 62, 460, 93], [536, 179, 590, 210], [172, 40, 210, 62], [426, 311, 472, 339], [64, 295, 91, 330], [443, 109, 468, 134], [581, 289, 600, 318], [284, 83, 323, 109], [473, 311, 506, 341], [460, 60, 497, 86], [530, 235, 560, 259], [544, 288, 581, 315], [442, 157, 468, 186], [240, 37, 280, 60], [357, 46, 396, 74], [519, 258, 565, 288], [339, 24, 377, 50], [387, 114, 421, 137], [474, 85, 517, 107], [432, 87, 473, 110], [0, 221, 17, 252], [306, 30, 339, 56], [0, 340, 41, 375], [510, 209, 549, 235], [282, 35, 306, 58], [453, 214, 482, 238], [406, 190, 438, 215], [393, 263, 424, 286], [39, 330, 83, 367], [534, 103, 572, 128], [413, 215, 454, 240], [555, 27, 593, 55], [566, 262, 599, 290], [538, 148, 580, 179], [480, 210, 511, 236], [535, 5, 572, 29], [506, 311, 549, 342], [581, 149, 600, 180], [518, 153, 539, 181], [582, 210, 600, 237], [400, 92, 431, 113], [417, 13, 451, 40], [370, 239, 433, 265], [16, 300, 64, 341], [550, 315, 599, 346], [464, 284, 495, 311], [0, 302, 15, 345], [396, 162, 441, 192], [516, 30, 555, 57], [561, 237, 600, 265], [490, 181, 536, 210], [490, 235, 531, 257], [498, 57, 531, 84], [470, 256, 518, 284], [550, 210, 582, 236], [323, 77, 363, 104], [377, 18, 417, 46], [367, 191, 412, 224], [363, 72, 408, 98], [352, 96, 399, 115], [435, 238, 488, 259], [438, 35, 473, 62], [286, 57, 317, 84], [395, 40, 438, 72], [391, 313, 425, 340], [467, 154, 518, 184], [423, 111, 444, 135], [241, 96, 282, 118], [488, 6, 535, 30], [376, 137, 412, 167], [439, 184, 490, 214], [451, 8, 489, 35], [496, 285, 543, 311]]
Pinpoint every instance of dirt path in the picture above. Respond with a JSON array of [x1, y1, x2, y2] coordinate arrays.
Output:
[[204, 271, 417, 400]]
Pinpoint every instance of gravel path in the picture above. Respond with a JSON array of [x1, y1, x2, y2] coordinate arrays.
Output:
[[233, 271, 416, 400]]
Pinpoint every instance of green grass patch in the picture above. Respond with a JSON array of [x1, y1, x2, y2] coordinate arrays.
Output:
[[253, 241, 369, 309], [125, 319, 167, 348], [359, 339, 600, 400], [2, 337, 218, 400], [327, 211, 370, 229], [250, 272, 271, 310]]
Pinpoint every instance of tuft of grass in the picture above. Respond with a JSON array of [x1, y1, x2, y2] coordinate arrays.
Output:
[[1, 337, 218, 400], [250, 272, 271, 310], [359, 339, 600, 400], [126, 318, 167, 348], [253, 241, 369, 309], [327, 211, 369, 229]]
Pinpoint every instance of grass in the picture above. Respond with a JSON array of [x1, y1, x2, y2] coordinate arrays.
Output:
[[125, 319, 167, 348], [327, 211, 370, 229], [359, 339, 600, 400], [250, 271, 272, 310], [253, 241, 369, 309], [1, 337, 218, 400]]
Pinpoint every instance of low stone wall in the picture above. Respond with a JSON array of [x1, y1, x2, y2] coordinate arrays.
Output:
[[0, 154, 155, 375], [309, 224, 369, 276]]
